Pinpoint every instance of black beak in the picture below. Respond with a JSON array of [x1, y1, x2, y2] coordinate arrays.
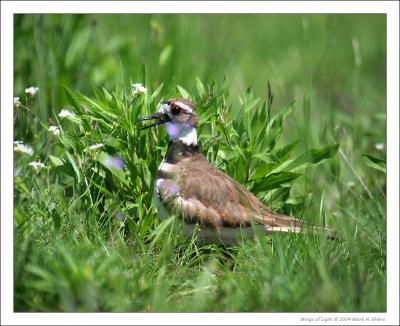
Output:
[[138, 112, 167, 130]]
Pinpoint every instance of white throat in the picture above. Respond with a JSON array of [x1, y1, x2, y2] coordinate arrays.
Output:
[[164, 122, 197, 146]]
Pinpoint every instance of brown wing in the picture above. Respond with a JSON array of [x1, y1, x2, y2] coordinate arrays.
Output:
[[157, 154, 304, 232]]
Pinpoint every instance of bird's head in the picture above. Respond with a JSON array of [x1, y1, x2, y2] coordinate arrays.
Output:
[[139, 98, 198, 145]]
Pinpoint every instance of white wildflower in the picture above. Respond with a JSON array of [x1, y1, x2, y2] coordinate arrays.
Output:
[[48, 126, 61, 136], [347, 181, 355, 187], [58, 109, 75, 119], [14, 97, 21, 108], [85, 143, 104, 152], [131, 83, 148, 96], [14, 141, 34, 156], [29, 161, 46, 172], [25, 86, 39, 97], [374, 143, 384, 151]]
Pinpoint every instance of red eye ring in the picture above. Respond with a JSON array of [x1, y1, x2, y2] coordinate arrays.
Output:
[[171, 105, 182, 115]]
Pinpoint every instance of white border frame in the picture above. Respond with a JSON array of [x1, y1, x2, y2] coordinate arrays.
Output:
[[1, 1, 399, 325]]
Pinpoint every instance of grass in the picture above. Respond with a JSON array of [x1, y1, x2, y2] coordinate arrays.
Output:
[[13, 14, 386, 312]]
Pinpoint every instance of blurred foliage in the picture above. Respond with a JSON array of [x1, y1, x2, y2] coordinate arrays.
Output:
[[13, 14, 386, 312]]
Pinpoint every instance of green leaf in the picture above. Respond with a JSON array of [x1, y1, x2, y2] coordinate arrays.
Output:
[[362, 154, 386, 173], [159, 45, 173, 66], [149, 217, 176, 247], [261, 187, 291, 209], [177, 85, 190, 99], [276, 139, 301, 160], [63, 85, 80, 111], [244, 98, 261, 114], [252, 153, 279, 164], [65, 28, 90, 68], [66, 151, 81, 183], [260, 101, 295, 151], [199, 110, 217, 125], [49, 155, 65, 167], [79, 95, 119, 121], [102, 87, 113, 102], [234, 144, 247, 162], [275, 143, 340, 173], [249, 162, 279, 181], [91, 180, 113, 196], [59, 134, 78, 152], [266, 101, 294, 131], [66, 114, 83, 125], [195, 77, 206, 97], [252, 171, 302, 193], [149, 83, 164, 104]]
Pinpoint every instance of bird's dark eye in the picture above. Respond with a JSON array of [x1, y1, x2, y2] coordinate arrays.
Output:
[[170, 105, 182, 115]]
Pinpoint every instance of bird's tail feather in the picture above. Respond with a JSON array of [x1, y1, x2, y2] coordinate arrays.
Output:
[[259, 212, 338, 240], [262, 223, 337, 240]]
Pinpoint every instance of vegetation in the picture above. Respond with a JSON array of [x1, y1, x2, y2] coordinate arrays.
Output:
[[14, 14, 386, 312]]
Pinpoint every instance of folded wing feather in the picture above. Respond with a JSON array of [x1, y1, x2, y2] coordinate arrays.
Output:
[[157, 154, 305, 233]]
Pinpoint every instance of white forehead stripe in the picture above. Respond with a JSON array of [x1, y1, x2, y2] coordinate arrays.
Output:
[[158, 102, 193, 114], [174, 101, 193, 113]]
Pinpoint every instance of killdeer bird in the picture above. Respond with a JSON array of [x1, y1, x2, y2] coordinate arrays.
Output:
[[139, 98, 336, 244]]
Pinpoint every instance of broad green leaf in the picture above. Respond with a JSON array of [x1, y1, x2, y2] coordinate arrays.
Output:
[[177, 85, 190, 99], [65, 28, 90, 68], [276, 139, 301, 160], [252, 171, 302, 193], [149, 217, 176, 246], [149, 83, 164, 104], [195, 77, 206, 97], [90, 166, 106, 178], [14, 209, 26, 225], [26, 264, 54, 281], [244, 98, 261, 114], [252, 153, 279, 164], [49, 155, 65, 167], [63, 85, 80, 111], [274, 143, 340, 173], [362, 154, 386, 173], [266, 100, 294, 131], [14, 177, 31, 196], [261, 187, 291, 209], [217, 147, 239, 161], [249, 162, 279, 181], [199, 110, 217, 125], [66, 151, 81, 183], [65, 114, 82, 125], [259, 101, 295, 152], [80, 96, 119, 119], [102, 87, 113, 102], [159, 45, 173, 66], [234, 144, 247, 162], [59, 134, 78, 152], [91, 180, 113, 196]]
